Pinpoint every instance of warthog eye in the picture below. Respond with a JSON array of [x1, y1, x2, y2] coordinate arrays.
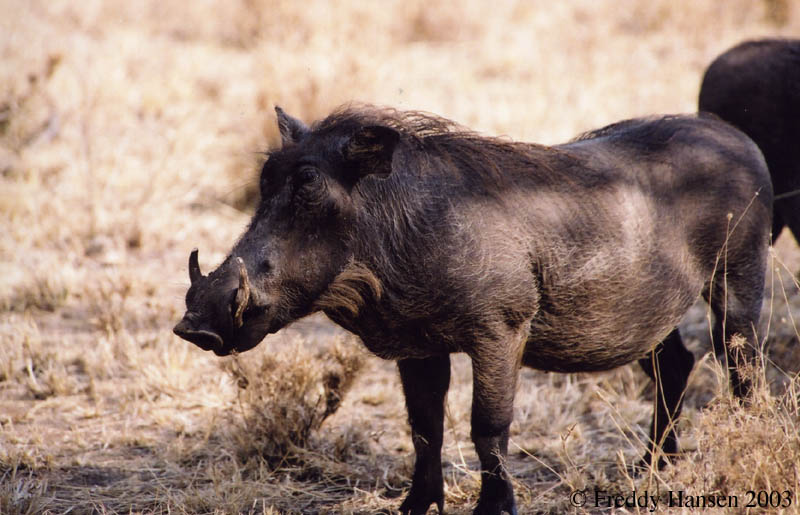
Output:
[[293, 166, 326, 204], [295, 166, 320, 186]]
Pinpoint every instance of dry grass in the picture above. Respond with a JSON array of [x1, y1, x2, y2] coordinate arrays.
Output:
[[2, 0, 800, 513]]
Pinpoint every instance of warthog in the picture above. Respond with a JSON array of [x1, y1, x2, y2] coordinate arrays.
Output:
[[174, 106, 771, 515], [699, 38, 800, 243]]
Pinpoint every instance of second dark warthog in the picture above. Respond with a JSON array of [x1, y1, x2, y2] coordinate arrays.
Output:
[[700, 38, 800, 243], [174, 106, 772, 515]]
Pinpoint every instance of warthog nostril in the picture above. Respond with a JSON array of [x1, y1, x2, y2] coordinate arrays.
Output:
[[172, 317, 193, 337]]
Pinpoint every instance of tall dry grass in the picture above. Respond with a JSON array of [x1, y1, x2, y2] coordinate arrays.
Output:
[[1, 0, 799, 513]]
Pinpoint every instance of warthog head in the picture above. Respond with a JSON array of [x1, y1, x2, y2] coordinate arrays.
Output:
[[173, 107, 398, 355]]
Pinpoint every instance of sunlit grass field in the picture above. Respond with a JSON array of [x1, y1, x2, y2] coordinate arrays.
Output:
[[2, 1, 799, 513]]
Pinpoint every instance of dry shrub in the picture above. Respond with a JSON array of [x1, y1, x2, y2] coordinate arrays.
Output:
[[224, 335, 366, 469], [0, 316, 80, 399], [1, 270, 71, 313], [0, 468, 51, 515], [0, 54, 60, 153], [665, 350, 800, 499]]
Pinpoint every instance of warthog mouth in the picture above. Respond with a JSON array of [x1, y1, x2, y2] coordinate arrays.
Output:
[[173, 317, 226, 355], [173, 307, 278, 356], [173, 312, 276, 356]]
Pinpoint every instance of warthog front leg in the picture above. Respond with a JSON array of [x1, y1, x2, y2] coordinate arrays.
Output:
[[469, 335, 524, 515], [398, 355, 451, 515]]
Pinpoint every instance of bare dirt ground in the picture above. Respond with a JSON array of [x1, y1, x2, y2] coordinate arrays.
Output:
[[2, 1, 800, 513]]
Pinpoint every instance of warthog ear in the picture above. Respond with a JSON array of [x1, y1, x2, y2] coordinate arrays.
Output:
[[344, 125, 400, 181], [275, 106, 309, 145]]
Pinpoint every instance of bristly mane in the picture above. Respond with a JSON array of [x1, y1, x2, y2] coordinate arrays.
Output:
[[313, 104, 467, 143], [312, 104, 562, 184]]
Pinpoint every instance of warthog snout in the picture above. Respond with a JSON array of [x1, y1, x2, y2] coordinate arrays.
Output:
[[172, 313, 224, 353], [187, 248, 251, 329], [174, 248, 268, 356], [175, 249, 228, 352]]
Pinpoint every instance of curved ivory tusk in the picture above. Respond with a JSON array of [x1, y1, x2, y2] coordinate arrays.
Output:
[[233, 257, 250, 328], [189, 248, 202, 284]]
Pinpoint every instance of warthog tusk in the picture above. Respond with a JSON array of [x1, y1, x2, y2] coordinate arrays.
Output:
[[233, 257, 250, 328], [189, 248, 202, 284]]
